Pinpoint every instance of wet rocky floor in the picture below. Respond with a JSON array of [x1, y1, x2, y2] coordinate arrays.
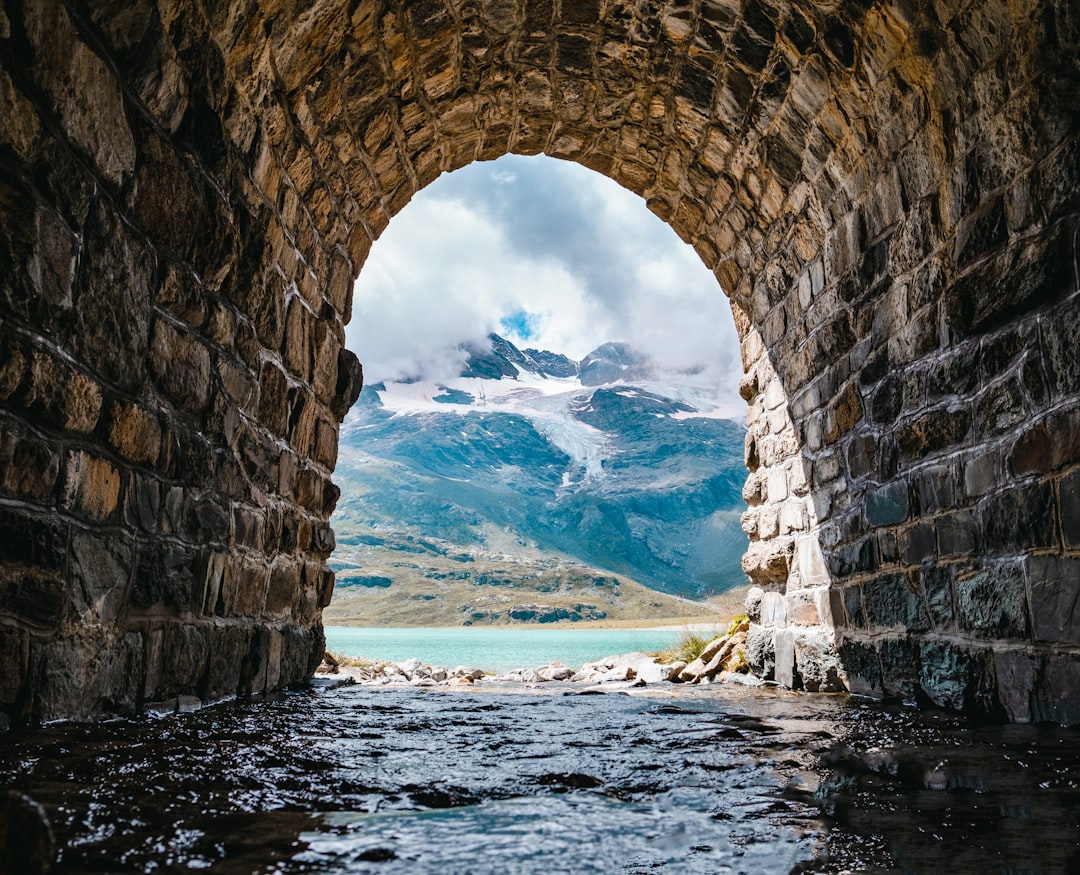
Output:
[[2, 680, 1079, 873]]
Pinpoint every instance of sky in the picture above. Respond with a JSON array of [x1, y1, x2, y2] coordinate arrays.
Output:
[[346, 154, 743, 409]]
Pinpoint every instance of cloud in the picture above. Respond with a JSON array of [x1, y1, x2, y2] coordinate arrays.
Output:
[[347, 154, 742, 406]]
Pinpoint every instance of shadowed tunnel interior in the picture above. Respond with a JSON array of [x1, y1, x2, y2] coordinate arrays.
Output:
[[0, 0, 1078, 724]]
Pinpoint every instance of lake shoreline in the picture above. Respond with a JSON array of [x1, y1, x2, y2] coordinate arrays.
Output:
[[324, 616, 728, 632]]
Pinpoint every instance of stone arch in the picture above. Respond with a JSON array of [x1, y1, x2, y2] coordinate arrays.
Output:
[[0, 0, 1077, 723]]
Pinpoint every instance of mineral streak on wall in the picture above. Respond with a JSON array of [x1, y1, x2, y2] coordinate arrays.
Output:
[[0, 0, 1077, 724]]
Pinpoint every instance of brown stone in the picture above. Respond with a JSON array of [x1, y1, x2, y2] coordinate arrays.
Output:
[[107, 399, 162, 466], [62, 450, 121, 523]]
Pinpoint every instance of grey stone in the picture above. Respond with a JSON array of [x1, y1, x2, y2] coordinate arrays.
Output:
[[1026, 556, 1080, 645], [955, 563, 1029, 640], [1031, 655, 1080, 725], [993, 650, 1036, 723], [863, 573, 928, 632], [745, 625, 775, 680], [774, 629, 796, 688], [918, 640, 970, 711]]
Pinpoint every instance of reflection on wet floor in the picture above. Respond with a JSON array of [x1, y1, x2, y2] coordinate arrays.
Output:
[[1, 681, 1078, 873]]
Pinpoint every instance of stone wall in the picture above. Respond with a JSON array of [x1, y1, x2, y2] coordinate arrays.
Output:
[[0, 0, 1077, 723]]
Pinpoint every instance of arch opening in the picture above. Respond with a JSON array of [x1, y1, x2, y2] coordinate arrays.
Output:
[[326, 152, 753, 634]]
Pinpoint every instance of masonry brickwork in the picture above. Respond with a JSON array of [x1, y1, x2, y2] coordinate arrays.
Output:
[[0, 0, 1077, 723]]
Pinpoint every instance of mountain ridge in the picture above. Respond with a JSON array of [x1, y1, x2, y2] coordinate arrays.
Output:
[[326, 334, 749, 626]]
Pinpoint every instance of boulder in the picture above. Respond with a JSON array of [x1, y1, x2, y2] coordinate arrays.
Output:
[[699, 631, 749, 680], [666, 660, 688, 681], [537, 661, 575, 681]]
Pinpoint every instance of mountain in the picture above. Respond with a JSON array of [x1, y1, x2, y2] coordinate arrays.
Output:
[[325, 334, 749, 626]]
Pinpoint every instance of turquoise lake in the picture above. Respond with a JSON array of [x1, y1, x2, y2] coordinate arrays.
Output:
[[324, 626, 687, 671]]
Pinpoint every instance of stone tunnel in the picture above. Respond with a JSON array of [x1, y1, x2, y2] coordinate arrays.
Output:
[[0, 0, 1077, 725]]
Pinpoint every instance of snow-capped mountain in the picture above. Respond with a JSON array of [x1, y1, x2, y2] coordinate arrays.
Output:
[[328, 335, 749, 623]]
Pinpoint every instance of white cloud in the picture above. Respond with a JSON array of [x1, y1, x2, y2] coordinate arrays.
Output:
[[347, 154, 742, 406]]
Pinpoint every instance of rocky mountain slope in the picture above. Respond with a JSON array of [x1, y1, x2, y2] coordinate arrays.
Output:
[[326, 335, 749, 626]]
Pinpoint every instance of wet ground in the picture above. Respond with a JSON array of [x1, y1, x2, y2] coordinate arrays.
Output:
[[2, 680, 1079, 873]]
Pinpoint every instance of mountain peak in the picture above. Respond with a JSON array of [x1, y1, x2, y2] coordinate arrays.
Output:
[[459, 333, 579, 381], [578, 341, 651, 386]]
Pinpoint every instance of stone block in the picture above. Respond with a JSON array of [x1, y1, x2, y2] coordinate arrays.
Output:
[[123, 471, 161, 533], [913, 465, 955, 514], [203, 624, 252, 702], [786, 588, 821, 625], [760, 590, 787, 625], [794, 534, 830, 588], [774, 628, 797, 688], [993, 650, 1036, 723], [1008, 407, 1080, 476], [187, 494, 231, 543], [895, 405, 972, 462], [745, 624, 775, 679], [936, 510, 978, 558], [155, 262, 207, 327], [107, 399, 162, 466], [131, 541, 195, 610], [841, 584, 863, 629], [918, 564, 955, 629], [863, 572, 928, 632], [778, 498, 807, 534], [880, 637, 920, 703], [1026, 556, 1080, 645], [918, 641, 996, 716], [282, 297, 314, 383], [225, 557, 269, 617], [130, 130, 206, 254], [963, 450, 999, 498], [150, 318, 211, 413], [1039, 286, 1080, 398], [24, 2, 136, 186], [976, 377, 1027, 437], [899, 524, 935, 565], [744, 586, 765, 622], [0, 625, 27, 705], [30, 630, 143, 721], [982, 481, 1057, 553], [767, 467, 788, 502], [68, 532, 134, 623], [61, 450, 120, 523], [870, 375, 902, 425], [1031, 654, 1080, 725], [828, 537, 878, 578], [0, 431, 60, 501], [846, 433, 877, 479], [1062, 469, 1080, 549], [955, 562, 1029, 639], [266, 557, 302, 616], [71, 201, 152, 390], [741, 538, 792, 586], [877, 529, 899, 564], [838, 637, 883, 698], [278, 623, 323, 686], [26, 349, 103, 433], [793, 629, 845, 692], [160, 624, 209, 699]]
